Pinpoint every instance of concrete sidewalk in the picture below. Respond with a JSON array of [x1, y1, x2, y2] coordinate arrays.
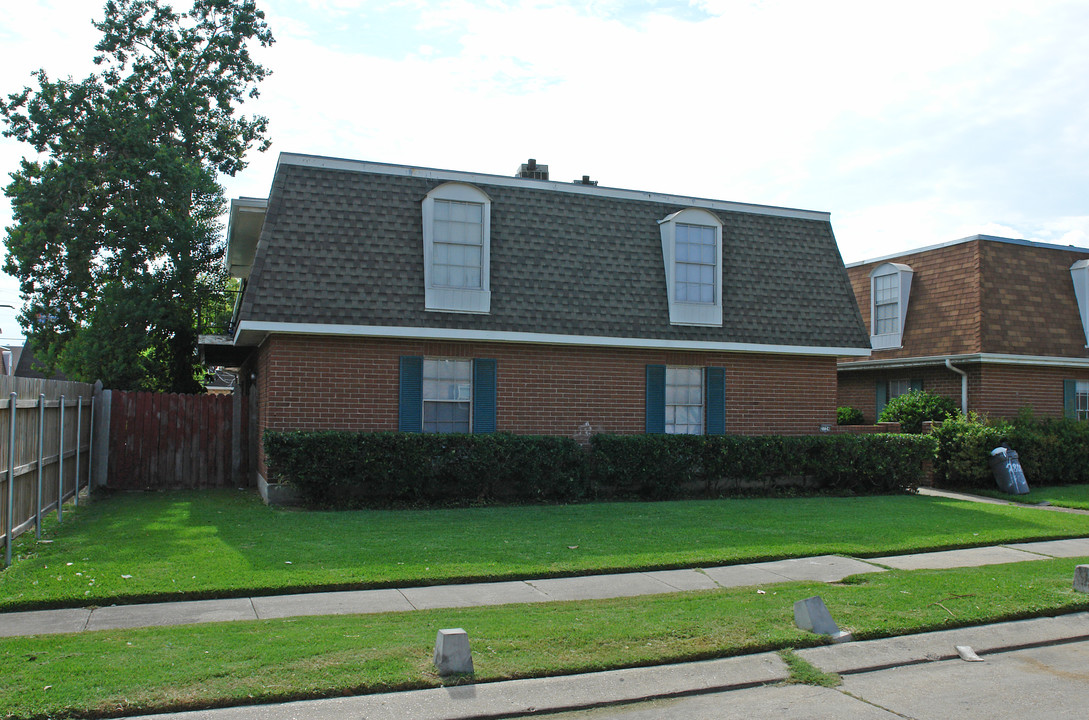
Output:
[[120, 613, 1089, 720], [3, 537, 1088, 638]]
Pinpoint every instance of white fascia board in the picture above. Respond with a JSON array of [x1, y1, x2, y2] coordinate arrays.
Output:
[[839, 353, 1089, 371], [846, 234, 1089, 268], [275, 153, 830, 223], [234, 320, 870, 357]]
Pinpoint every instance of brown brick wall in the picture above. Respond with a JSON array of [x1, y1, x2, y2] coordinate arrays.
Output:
[[251, 334, 840, 478], [837, 364, 979, 424], [975, 364, 1089, 419], [839, 361, 1089, 423]]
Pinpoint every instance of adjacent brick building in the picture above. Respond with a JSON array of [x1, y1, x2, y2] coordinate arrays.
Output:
[[201, 154, 870, 486], [839, 235, 1089, 422]]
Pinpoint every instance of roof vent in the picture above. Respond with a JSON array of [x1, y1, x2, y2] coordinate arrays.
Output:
[[516, 158, 549, 180], [574, 175, 598, 186]]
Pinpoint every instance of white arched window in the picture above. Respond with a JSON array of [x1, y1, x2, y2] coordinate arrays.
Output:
[[870, 262, 913, 350], [659, 208, 724, 326], [422, 182, 491, 313]]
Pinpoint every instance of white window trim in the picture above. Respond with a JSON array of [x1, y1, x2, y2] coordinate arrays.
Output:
[[422, 182, 491, 314], [869, 262, 913, 350], [665, 365, 705, 435], [659, 208, 723, 326], [1070, 259, 1089, 347]]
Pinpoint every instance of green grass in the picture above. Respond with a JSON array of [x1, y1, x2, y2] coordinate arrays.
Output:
[[3, 559, 1087, 719], [3, 489, 1087, 611], [779, 649, 841, 687], [972, 484, 1089, 510]]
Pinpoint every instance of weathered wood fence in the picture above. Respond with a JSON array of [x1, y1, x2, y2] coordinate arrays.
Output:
[[106, 390, 249, 490], [0, 376, 95, 566]]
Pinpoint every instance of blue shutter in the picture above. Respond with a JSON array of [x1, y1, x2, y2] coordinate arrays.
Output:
[[473, 358, 497, 434], [646, 365, 666, 434], [910, 378, 923, 392], [875, 380, 888, 421], [705, 367, 725, 435], [398, 356, 423, 432], [1064, 379, 1078, 420]]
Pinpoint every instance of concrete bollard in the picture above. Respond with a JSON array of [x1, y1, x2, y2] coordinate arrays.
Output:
[[793, 596, 853, 643], [1074, 565, 1089, 593], [434, 628, 474, 675]]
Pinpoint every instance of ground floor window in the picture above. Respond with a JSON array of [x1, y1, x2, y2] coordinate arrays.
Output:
[[1076, 380, 1089, 421], [876, 377, 921, 418], [423, 358, 472, 433], [666, 366, 703, 435]]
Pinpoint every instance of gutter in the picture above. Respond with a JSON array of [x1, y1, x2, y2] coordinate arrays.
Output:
[[945, 358, 968, 415]]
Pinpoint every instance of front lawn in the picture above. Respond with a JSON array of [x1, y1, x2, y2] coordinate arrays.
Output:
[[972, 484, 1089, 511], [2, 489, 1087, 611], [3, 559, 1088, 719]]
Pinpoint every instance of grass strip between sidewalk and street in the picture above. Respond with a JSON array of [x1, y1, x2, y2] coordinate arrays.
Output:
[[2, 489, 1088, 612], [3, 558, 1088, 720]]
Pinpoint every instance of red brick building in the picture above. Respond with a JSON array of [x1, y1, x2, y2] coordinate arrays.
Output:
[[839, 235, 1089, 422], [202, 154, 870, 487]]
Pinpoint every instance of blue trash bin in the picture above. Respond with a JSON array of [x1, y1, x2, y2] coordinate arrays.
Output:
[[990, 446, 1030, 495]]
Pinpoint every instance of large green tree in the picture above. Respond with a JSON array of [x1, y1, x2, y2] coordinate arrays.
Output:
[[1, 0, 273, 392]]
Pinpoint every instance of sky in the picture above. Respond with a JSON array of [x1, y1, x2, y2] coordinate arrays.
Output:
[[1, 0, 1087, 344]]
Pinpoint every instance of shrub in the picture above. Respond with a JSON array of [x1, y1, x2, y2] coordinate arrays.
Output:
[[930, 413, 1006, 488], [879, 390, 960, 433], [264, 431, 589, 508], [836, 406, 865, 425]]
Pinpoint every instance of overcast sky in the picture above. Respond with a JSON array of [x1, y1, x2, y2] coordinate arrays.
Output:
[[2, 0, 1087, 343]]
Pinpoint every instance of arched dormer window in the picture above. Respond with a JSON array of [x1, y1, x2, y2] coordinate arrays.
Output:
[[422, 182, 491, 314], [870, 262, 913, 350], [659, 208, 724, 326]]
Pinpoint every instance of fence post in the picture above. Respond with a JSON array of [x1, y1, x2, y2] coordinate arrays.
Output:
[[92, 383, 110, 488], [36, 393, 44, 540], [231, 388, 242, 485], [74, 397, 82, 506], [6, 392, 16, 568], [88, 397, 95, 497], [57, 395, 65, 522]]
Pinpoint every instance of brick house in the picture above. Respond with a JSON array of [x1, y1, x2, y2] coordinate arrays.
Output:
[[838, 234, 1089, 423], [201, 153, 870, 485]]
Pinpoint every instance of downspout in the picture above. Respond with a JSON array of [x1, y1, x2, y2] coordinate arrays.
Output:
[[945, 359, 968, 415]]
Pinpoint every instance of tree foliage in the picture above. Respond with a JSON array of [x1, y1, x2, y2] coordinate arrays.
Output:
[[879, 389, 960, 433], [1, 0, 273, 391]]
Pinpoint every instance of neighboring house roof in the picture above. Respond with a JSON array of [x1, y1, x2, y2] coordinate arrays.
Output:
[[842, 234, 1089, 369], [228, 153, 870, 356], [14, 338, 67, 380]]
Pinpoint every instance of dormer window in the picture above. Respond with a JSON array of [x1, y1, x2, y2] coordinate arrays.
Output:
[[869, 262, 913, 350], [659, 208, 723, 326], [422, 182, 491, 313]]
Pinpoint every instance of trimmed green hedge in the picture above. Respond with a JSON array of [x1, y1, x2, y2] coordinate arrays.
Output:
[[933, 412, 1089, 489], [265, 431, 935, 508]]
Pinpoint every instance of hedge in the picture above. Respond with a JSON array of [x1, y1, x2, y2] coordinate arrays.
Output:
[[265, 430, 935, 508], [932, 412, 1089, 489]]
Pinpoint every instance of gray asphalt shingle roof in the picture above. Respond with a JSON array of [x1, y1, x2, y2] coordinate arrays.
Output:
[[239, 158, 869, 351]]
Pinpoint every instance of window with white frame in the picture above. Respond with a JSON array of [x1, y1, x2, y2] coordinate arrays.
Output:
[[659, 208, 724, 326], [422, 183, 491, 313], [433, 200, 483, 289], [423, 358, 472, 433], [1077, 380, 1089, 421], [869, 262, 913, 350], [666, 366, 704, 434]]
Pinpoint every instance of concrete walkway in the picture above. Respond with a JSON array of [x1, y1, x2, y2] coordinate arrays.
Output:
[[4, 537, 1089, 638]]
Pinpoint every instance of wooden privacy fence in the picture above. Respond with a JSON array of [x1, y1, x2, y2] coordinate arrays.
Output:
[[0, 376, 95, 567], [107, 390, 248, 490]]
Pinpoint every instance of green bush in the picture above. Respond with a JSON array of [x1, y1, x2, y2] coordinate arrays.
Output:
[[264, 432, 589, 508], [879, 390, 960, 433], [836, 406, 865, 425], [265, 431, 937, 508], [590, 434, 934, 498], [930, 410, 1089, 489]]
